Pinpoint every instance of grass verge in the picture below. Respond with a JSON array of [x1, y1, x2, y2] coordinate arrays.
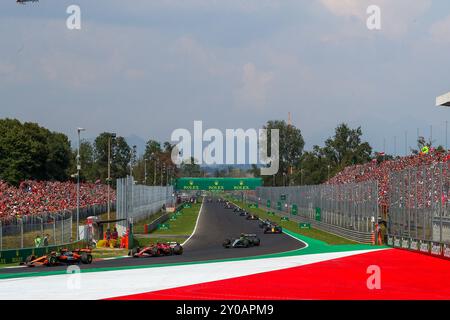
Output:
[[230, 198, 358, 245]]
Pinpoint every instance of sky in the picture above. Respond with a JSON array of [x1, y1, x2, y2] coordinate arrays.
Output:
[[1, 0, 450, 156]]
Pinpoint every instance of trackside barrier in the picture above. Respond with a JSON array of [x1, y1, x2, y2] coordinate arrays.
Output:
[[140, 204, 186, 234], [387, 235, 450, 261], [244, 199, 375, 244], [116, 176, 174, 236], [0, 241, 86, 265]]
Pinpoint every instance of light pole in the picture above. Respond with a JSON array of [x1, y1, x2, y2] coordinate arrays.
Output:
[[107, 133, 116, 227], [130, 145, 137, 178], [153, 153, 157, 185], [76, 127, 86, 241], [144, 158, 148, 185]]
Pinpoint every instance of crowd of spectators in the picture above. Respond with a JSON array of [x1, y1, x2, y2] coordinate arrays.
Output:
[[0, 180, 115, 222], [327, 150, 450, 208]]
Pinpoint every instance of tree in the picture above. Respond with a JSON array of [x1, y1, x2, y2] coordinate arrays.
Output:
[[261, 120, 304, 186], [179, 157, 203, 177], [322, 123, 372, 172], [93, 133, 131, 182], [297, 123, 372, 184], [0, 119, 71, 185]]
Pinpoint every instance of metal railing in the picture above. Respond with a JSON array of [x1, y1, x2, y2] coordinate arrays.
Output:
[[0, 214, 73, 251], [116, 176, 174, 235], [389, 161, 450, 244], [247, 181, 378, 243]]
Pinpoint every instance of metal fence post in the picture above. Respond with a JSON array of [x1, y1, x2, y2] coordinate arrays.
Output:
[[53, 216, 56, 246], [20, 219, 24, 249]]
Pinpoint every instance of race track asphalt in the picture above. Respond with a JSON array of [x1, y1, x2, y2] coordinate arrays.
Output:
[[0, 200, 305, 275]]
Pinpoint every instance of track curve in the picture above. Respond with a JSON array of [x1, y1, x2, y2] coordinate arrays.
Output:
[[0, 200, 305, 275]]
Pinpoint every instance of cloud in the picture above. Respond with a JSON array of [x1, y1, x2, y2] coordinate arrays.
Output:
[[235, 63, 272, 108], [430, 14, 450, 44]]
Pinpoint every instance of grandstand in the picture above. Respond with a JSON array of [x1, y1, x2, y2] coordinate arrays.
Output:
[[0, 180, 115, 222], [327, 150, 450, 208]]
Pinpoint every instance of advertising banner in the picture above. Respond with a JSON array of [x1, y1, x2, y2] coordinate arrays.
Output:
[[419, 240, 430, 254]]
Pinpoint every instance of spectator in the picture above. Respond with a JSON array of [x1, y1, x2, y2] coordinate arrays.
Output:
[[111, 227, 118, 240], [34, 234, 42, 248], [43, 234, 49, 247], [0, 180, 115, 222]]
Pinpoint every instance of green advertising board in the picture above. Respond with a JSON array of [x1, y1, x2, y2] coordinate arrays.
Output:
[[277, 201, 282, 211], [280, 194, 287, 201], [248, 203, 258, 209], [157, 223, 170, 230], [267, 199, 271, 208], [299, 223, 311, 229], [170, 215, 177, 221], [183, 203, 192, 208], [175, 177, 262, 191], [291, 204, 298, 215], [268, 211, 275, 216], [281, 216, 289, 222], [176, 211, 183, 216], [315, 207, 322, 221]]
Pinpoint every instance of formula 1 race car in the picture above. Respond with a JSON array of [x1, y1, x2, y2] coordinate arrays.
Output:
[[263, 223, 283, 234], [223, 234, 261, 248], [130, 242, 183, 257], [238, 210, 249, 216], [246, 214, 259, 220], [23, 248, 93, 267], [259, 219, 283, 234], [224, 202, 233, 209]]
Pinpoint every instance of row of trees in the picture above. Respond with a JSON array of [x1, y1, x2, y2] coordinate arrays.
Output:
[[0, 119, 71, 185], [4, 117, 436, 188], [0, 119, 191, 186], [250, 122, 372, 186]]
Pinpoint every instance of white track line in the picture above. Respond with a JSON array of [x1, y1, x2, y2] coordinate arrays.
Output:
[[181, 198, 204, 246]]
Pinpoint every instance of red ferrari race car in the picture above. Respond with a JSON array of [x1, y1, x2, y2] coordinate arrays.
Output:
[[130, 242, 183, 258], [23, 248, 93, 267]]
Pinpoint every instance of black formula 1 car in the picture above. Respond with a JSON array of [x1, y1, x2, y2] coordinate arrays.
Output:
[[23, 248, 93, 267], [224, 202, 233, 209], [239, 210, 249, 217], [223, 234, 261, 248], [246, 214, 259, 220], [130, 242, 183, 257]]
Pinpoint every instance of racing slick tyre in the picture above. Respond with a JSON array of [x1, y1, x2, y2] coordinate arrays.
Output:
[[172, 245, 183, 255], [242, 239, 250, 248], [25, 255, 36, 266], [151, 247, 159, 257], [130, 247, 139, 257], [253, 238, 261, 246], [81, 252, 93, 264], [48, 255, 58, 266], [222, 239, 232, 248]]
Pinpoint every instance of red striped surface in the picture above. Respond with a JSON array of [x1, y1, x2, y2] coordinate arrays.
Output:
[[111, 249, 450, 300]]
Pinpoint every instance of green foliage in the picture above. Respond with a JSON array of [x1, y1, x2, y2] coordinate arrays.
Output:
[[296, 123, 372, 184], [260, 120, 305, 186], [179, 157, 203, 177], [0, 119, 71, 185]]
